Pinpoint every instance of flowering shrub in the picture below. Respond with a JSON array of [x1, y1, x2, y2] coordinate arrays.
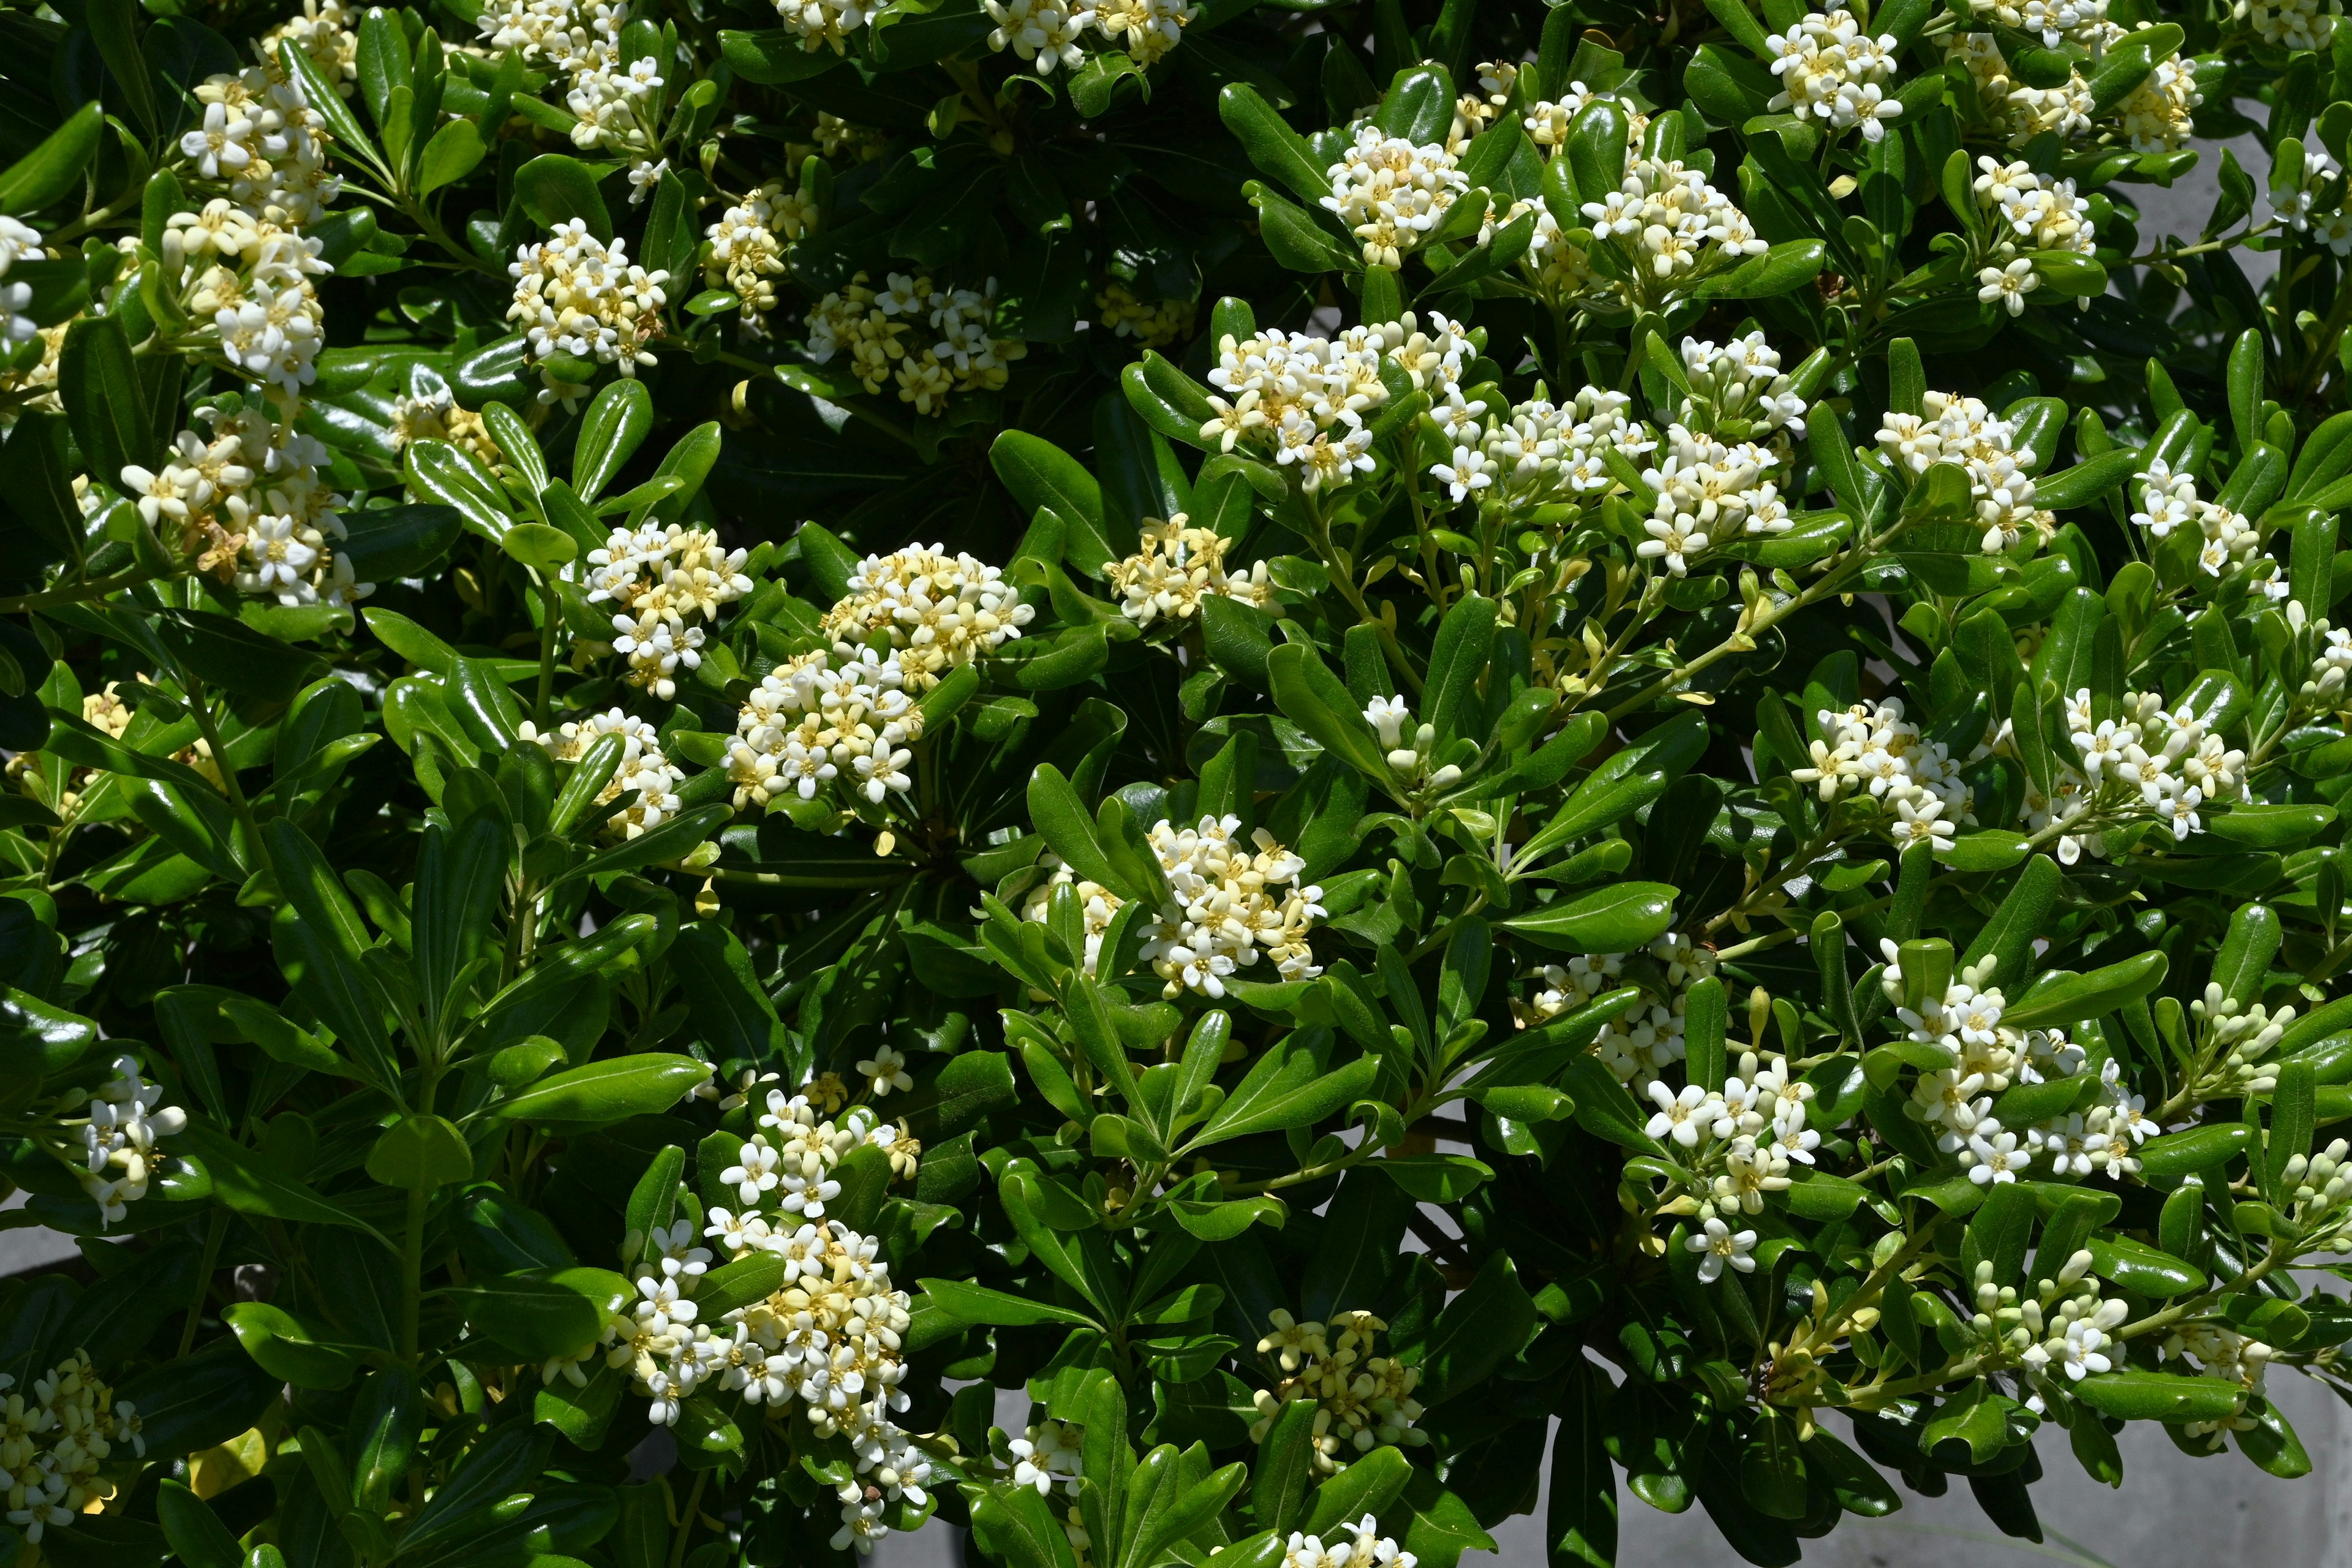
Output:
[[1, 0, 2351, 1564]]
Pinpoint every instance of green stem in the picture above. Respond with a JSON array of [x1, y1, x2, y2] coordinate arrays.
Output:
[[401, 1182, 429, 1364], [177, 1207, 232, 1358], [186, 681, 266, 856], [669, 1470, 709, 1568], [1604, 524, 1899, 722], [535, 574, 559, 728], [0, 567, 159, 614]]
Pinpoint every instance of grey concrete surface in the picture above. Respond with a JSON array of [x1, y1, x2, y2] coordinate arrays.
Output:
[[0, 1188, 81, 1276]]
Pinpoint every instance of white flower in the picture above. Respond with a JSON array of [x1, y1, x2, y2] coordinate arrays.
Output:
[[856, 1044, 915, 1096], [1686, 1216, 1757, 1282], [1978, 258, 2040, 315]]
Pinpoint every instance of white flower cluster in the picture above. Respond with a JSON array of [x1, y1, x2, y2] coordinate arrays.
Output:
[[820, 543, 1035, 690], [1362, 693, 1461, 790], [982, 0, 1196, 75], [1249, 1310, 1425, 1472], [1576, 154, 1770, 303], [1321, 125, 1471, 271], [1971, 157, 2098, 264], [805, 272, 1027, 417], [587, 1095, 927, 1556], [508, 220, 670, 401], [387, 381, 502, 468], [1765, 1, 1905, 141], [0, 217, 45, 348], [1022, 815, 1325, 997], [1199, 312, 1473, 492], [1424, 383, 1641, 508], [2002, 687, 2248, 862], [2305, 616, 2352, 706], [1523, 932, 1719, 1089], [0, 1353, 145, 1544], [262, 0, 361, 96], [521, 707, 689, 838], [161, 195, 333, 398], [771, 0, 871, 52], [584, 521, 755, 699], [2245, 0, 2340, 49], [1981, 1256, 2131, 1398], [1644, 1049, 1821, 1222], [1634, 424, 1796, 577], [706, 183, 817, 326], [2187, 982, 2296, 1098], [2164, 1322, 2272, 1439], [1947, 17, 2198, 151], [1876, 388, 2056, 554], [729, 647, 922, 810], [72, 1056, 187, 1226], [2128, 458, 2264, 579], [1884, 951, 2157, 1183], [121, 399, 369, 607], [477, 0, 660, 162], [2270, 145, 2352, 257], [1275, 1516, 1419, 1568], [1789, 697, 1980, 856], [480, 0, 611, 67], [1521, 81, 1651, 151], [182, 62, 340, 227], [1105, 513, 1273, 628]]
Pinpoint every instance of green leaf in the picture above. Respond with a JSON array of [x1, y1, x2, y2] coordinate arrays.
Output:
[[1501, 882, 1678, 952], [919, 1278, 1101, 1328], [2073, 1370, 2242, 1423], [221, 1301, 363, 1390], [991, 431, 1112, 576], [1416, 1251, 1538, 1405], [364, 1114, 473, 1189], [0, 103, 104, 216], [492, 1054, 712, 1126], [573, 377, 654, 502], [341, 503, 464, 581], [1267, 643, 1399, 791], [406, 438, 513, 543], [1303, 1446, 1414, 1535], [1216, 83, 1334, 204], [444, 1272, 604, 1360], [514, 153, 612, 242], [1999, 949, 2167, 1028], [174, 1120, 386, 1241], [61, 314, 152, 497], [1188, 1032, 1376, 1148], [417, 118, 486, 194], [156, 1479, 244, 1568]]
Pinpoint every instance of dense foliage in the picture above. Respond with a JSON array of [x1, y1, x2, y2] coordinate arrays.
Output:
[[2, 0, 2352, 1562]]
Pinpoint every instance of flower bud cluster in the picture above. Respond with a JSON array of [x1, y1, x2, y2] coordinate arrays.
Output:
[[805, 271, 1027, 416], [122, 398, 368, 607], [1106, 512, 1274, 628], [1200, 312, 1474, 492], [1249, 1310, 1426, 1472], [1522, 932, 1720, 1089], [705, 183, 817, 327], [729, 647, 921, 809], [1275, 1515, 1419, 1568], [1765, 1, 1905, 141], [521, 707, 688, 838], [1789, 697, 1980, 856], [1321, 126, 1472, 271], [2130, 459, 2266, 580], [586, 521, 755, 699], [74, 1056, 188, 1226], [820, 543, 1036, 690], [508, 221, 671, 402], [0, 1352, 146, 1543], [2000, 686, 2250, 863], [1644, 1049, 1821, 1221], [584, 1091, 927, 1556]]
